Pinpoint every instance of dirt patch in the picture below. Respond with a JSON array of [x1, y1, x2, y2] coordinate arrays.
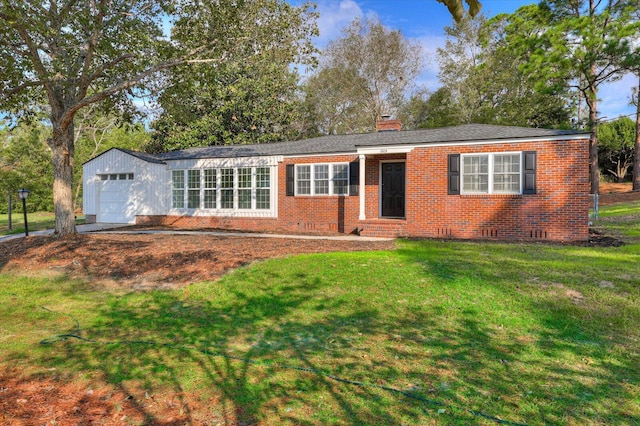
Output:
[[598, 182, 640, 205], [0, 233, 395, 290], [0, 368, 217, 425]]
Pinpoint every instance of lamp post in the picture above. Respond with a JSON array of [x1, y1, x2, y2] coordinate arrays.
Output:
[[17, 188, 29, 237]]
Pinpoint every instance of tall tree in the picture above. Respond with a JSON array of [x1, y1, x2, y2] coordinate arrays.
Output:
[[633, 74, 640, 190], [435, 12, 571, 128], [0, 0, 316, 236], [303, 17, 423, 135], [516, 0, 640, 194], [150, 0, 317, 151]]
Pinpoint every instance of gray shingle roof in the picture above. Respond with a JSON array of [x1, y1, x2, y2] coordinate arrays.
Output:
[[123, 124, 589, 163]]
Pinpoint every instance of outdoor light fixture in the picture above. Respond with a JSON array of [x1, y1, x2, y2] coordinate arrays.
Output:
[[17, 188, 29, 236]]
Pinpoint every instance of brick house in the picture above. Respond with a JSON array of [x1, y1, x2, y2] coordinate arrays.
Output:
[[82, 123, 591, 241]]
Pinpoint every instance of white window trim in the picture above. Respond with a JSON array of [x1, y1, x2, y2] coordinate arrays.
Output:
[[294, 163, 350, 196], [170, 166, 275, 215], [461, 151, 523, 195]]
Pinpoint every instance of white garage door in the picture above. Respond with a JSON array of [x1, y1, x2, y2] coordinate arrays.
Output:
[[98, 177, 135, 223]]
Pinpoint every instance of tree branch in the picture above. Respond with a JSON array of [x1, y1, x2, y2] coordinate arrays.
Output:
[[0, 80, 43, 101]]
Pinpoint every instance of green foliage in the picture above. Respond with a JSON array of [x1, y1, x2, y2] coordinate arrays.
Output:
[[399, 88, 463, 129], [598, 117, 636, 181], [301, 17, 423, 135], [149, 0, 318, 152], [432, 13, 572, 129], [1, 214, 639, 423], [0, 121, 53, 213]]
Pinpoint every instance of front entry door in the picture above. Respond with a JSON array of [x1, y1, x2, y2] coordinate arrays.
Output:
[[381, 162, 405, 218]]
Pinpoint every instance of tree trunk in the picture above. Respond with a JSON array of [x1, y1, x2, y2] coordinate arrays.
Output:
[[50, 121, 77, 237], [633, 74, 640, 191]]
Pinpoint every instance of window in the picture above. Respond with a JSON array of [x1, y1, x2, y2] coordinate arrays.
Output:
[[172, 166, 274, 211], [187, 169, 201, 209], [314, 165, 329, 195], [295, 163, 350, 196], [238, 168, 252, 209], [172, 170, 185, 208], [99, 173, 133, 181], [493, 154, 521, 193], [333, 164, 348, 195], [461, 153, 521, 194], [203, 169, 216, 209], [296, 165, 311, 195], [462, 155, 489, 193], [220, 169, 234, 209], [256, 167, 270, 209]]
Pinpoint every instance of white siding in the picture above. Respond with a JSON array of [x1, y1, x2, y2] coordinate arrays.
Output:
[[83, 149, 168, 221]]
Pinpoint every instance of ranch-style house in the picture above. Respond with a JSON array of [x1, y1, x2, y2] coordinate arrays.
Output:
[[83, 122, 591, 241]]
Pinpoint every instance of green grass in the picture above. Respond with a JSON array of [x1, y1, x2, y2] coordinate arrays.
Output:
[[0, 212, 85, 236], [594, 200, 640, 241], [1, 202, 639, 425]]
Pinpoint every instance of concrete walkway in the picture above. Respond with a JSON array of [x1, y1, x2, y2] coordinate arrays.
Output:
[[0, 223, 131, 242], [1, 224, 392, 242]]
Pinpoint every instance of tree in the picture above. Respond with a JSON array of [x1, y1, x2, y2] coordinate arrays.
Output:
[[434, 12, 571, 129], [633, 74, 640, 190], [150, 0, 317, 151], [399, 88, 463, 129], [0, 0, 316, 236], [303, 17, 423, 135], [0, 121, 54, 214], [598, 117, 636, 182], [513, 1, 640, 194], [437, 0, 482, 22]]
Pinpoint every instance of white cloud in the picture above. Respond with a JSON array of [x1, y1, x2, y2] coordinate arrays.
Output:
[[315, 0, 363, 47]]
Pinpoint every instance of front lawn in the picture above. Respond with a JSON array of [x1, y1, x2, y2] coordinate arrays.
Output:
[[0, 201, 638, 424], [0, 212, 85, 236]]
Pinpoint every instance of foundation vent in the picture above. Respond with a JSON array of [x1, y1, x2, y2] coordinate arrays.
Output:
[[530, 230, 548, 239], [482, 229, 498, 238], [437, 228, 452, 237]]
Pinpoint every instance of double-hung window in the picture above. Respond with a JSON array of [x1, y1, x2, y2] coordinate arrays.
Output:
[[333, 164, 349, 195], [296, 165, 311, 195], [172, 170, 185, 208], [238, 168, 252, 209], [461, 153, 521, 194], [256, 168, 270, 209], [220, 168, 234, 209], [187, 170, 201, 209], [295, 163, 350, 196], [203, 169, 216, 209]]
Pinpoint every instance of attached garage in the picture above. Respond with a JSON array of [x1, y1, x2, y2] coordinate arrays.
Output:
[[83, 148, 169, 224], [97, 174, 136, 223]]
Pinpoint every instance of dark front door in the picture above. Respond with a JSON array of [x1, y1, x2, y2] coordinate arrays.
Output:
[[381, 162, 405, 218]]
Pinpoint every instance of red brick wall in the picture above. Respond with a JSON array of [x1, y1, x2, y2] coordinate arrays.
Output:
[[403, 139, 589, 241], [136, 138, 590, 241], [278, 155, 362, 234]]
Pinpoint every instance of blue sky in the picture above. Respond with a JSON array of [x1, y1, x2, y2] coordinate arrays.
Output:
[[294, 0, 637, 122]]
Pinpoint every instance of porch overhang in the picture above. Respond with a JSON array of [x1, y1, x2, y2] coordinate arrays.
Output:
[[356, 147, 413, 221]]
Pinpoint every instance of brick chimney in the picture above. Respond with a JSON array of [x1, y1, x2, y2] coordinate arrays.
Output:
[[376, 115, 401, 132]]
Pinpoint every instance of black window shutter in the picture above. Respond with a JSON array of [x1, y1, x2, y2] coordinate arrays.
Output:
[[523, 151, 536, 194], [448, 154, 460, 195], [349, 160, 359, 196], [286, 164, 295, 196]]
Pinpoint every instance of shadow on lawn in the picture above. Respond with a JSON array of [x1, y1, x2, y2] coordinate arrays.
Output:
[[396, 241, 640, 425], [6, 241, 639, 425]]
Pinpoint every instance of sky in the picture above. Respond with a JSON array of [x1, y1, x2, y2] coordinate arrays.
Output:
[[292, 0, 637, 122]]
